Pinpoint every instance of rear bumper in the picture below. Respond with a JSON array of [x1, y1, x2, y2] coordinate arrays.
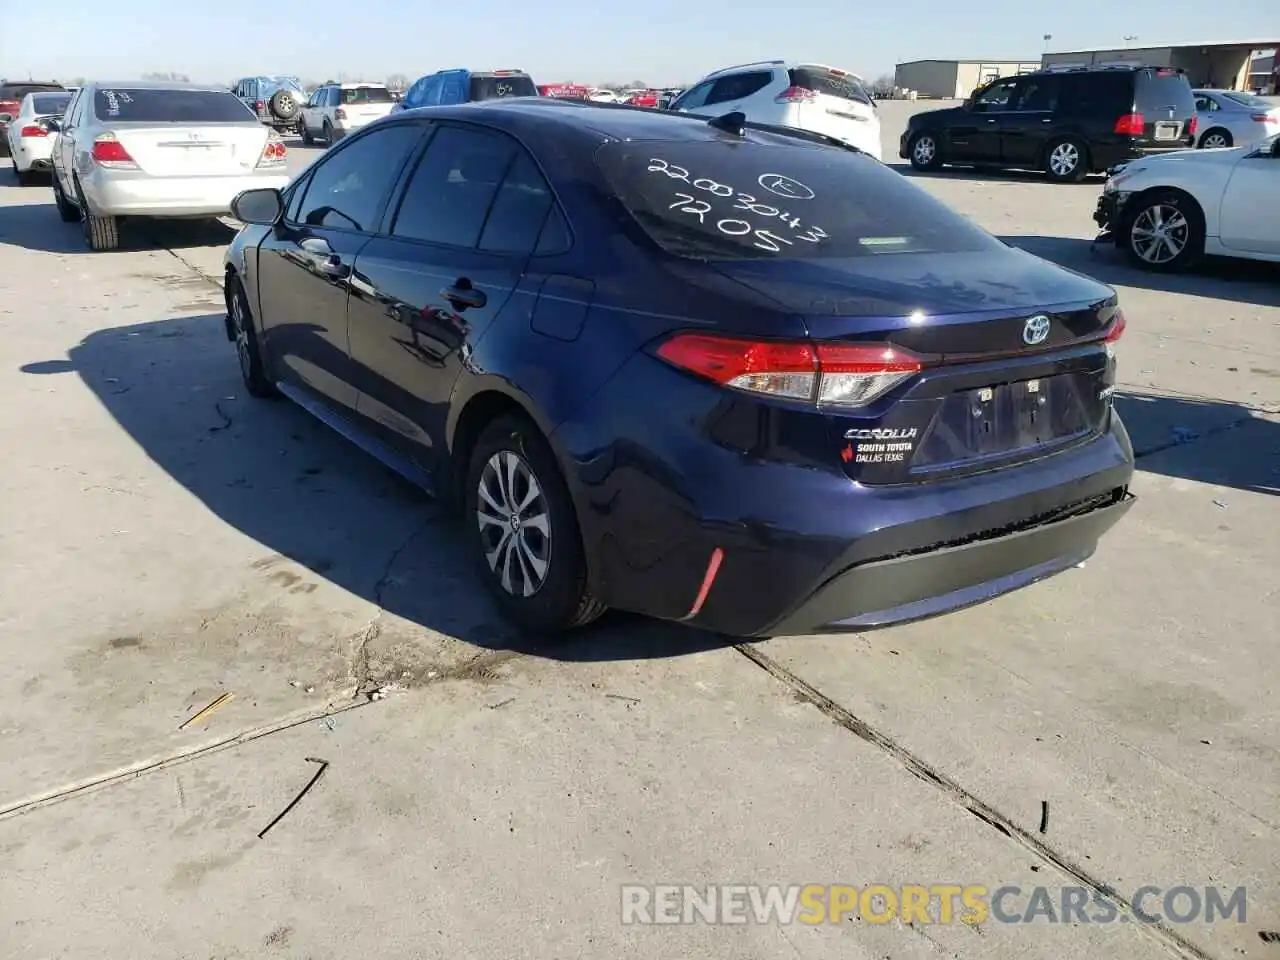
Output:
[[82, 170, 292, 217], [12, 137, 53, 171], [554, 354, 1136, 638]]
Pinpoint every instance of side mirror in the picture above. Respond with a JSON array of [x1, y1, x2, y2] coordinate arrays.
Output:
[[44, 118, 61, 132], [230, 188, 284, 225], [0, 113, 12, 124]]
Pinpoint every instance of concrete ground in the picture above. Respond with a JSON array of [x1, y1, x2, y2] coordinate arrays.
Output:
[[0, 106, 1276, 959]]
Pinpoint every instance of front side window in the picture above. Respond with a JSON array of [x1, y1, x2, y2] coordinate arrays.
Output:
[[295, 123, 424, 231], [974, 78, 1018, 111]]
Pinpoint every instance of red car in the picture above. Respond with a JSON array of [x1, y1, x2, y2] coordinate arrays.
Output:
[[623, 89, 659, 108], [538, 83, 592, 100]]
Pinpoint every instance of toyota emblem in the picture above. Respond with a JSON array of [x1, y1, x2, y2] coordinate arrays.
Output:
[[1022, 315, 1051, 346]]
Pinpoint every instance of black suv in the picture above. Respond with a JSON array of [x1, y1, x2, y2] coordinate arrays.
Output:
[[900, 65, 1198, 182]]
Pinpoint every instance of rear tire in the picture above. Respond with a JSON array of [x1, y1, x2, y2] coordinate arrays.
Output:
[[322, 120, 334, 145], [1198, 128, 1232, 149], [52, 174, 79, 222], [908, 132, 942, 171], [300, 121, 314, 146], [464, 414, 606, 634], [1119, 189, 1204, 273], [1044, 137, 1088, 182]]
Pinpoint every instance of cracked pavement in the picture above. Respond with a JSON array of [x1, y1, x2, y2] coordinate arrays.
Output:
[[0, 109, 1277, 959]]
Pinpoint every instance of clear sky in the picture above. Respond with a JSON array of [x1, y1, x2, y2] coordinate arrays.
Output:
[[2, 0, 1275, 88]]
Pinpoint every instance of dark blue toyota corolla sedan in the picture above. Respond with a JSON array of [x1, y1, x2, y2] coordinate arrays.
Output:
[[223, 98, 1135, 637]]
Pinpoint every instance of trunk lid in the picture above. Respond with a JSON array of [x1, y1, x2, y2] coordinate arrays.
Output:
[[109, 122, 269, 177], [709, 248, 1121, 483]]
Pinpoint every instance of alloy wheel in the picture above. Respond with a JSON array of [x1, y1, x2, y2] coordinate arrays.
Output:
[[1049, 142, 1080, 177], [912, 136, 936, 164], [1202, 133, 1228, 149], [1130, 203, 1189, 264], [231, 290, 252, 381], [476, 450, 552, 598]]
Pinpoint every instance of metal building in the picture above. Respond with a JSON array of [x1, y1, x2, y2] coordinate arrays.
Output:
[[1040, 39, 1280, 91], [893, 60, 1041, 99]]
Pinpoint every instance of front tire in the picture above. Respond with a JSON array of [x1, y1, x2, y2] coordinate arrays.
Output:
[[464, 415, 605, 634], [1120, 189, 1204, 273], [228, 277, 278, 398], [908, 132, 942, 171], [1045, 137, 1088, 182]]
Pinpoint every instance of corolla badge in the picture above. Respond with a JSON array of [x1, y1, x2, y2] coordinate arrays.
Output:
[[1022, 314, 1051, 346]]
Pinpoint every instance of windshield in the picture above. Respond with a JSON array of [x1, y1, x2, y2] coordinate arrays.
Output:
[[595, 139, 1002, 261], [470, 75, 538, 100], [31, 93, 71, 116], [1220, 91, 1275, 110], [341, 86, 392, 104], [94, 88, 257, 123]]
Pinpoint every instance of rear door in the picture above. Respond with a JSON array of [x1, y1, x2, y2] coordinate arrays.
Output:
[[87, 87, 268, 176], [997, 74, 1061, 166], [255, 121, 427, 410], [347, 122, 551, 463]]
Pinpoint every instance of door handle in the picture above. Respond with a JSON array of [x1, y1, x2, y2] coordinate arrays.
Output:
[[1041, 118, 1052, 123], [986, 118, 997, 124], [441, 279, 486, 310]]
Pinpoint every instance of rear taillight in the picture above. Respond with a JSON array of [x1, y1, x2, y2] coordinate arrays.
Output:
[[775, 86, 818, 104], [335, 107, 347, 120], [1114, 113, 1145, 136], [1104, 310, 1126, 342], [255, 100, 265, 111], [257, 138, 287, 167], [1187, 114, 1198, 136], [91, 135, 137, 168], [19, 125, 48, 138], [1251, 113, 1276, 122], [655, 333, 923, 407]]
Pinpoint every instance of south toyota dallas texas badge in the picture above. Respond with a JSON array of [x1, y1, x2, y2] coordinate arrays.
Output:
[[1022, 314, 1051, 346]]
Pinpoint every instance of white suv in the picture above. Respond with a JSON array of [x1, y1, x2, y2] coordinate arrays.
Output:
[[299, 82, 395, 145], [670, 61, 882, 161]]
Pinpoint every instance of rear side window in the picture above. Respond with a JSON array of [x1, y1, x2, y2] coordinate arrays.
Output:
[[596, 140, 1001, 261], [342, 86, 393, 104], [1135, 69, 1196, 114], [469, 75, 538, 100], [392, 125, 516, 247], [1058, 72, 1133, 117], [479, 152, 556, 254], [1013, 75, 1060, 112], [92, 88, 256, 122], [788, 67, 872, 106], [1221, 90, 1274, 110]]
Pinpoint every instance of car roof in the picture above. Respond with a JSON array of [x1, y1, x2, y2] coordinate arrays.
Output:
[[88, 80, 234, 92], [398, 97, 848, 150], [338, 81, 388, 87]]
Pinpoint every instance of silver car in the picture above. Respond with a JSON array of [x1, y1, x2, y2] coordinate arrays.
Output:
[[1193, 89, 1280, 149], [50, 80, 293, 251]]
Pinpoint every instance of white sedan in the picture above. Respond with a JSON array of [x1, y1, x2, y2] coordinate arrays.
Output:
[[1093, 133, 1280, 272], [3, 90, 72, 184]]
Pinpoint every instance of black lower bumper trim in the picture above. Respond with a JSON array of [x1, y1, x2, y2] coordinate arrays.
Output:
[[763, 491, 1134, 636]]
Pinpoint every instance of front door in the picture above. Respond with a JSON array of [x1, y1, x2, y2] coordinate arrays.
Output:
[[347, 122, 553, 467], [950, 76, 1018, 163], [255, 121, 426, 412], [1218, 145, 1280, 254]]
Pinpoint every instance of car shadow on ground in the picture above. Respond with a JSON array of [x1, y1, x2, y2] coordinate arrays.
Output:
[[1116, 390, 1279, 495], [0, 200, 237, 254], [22, 313, 733, 663], [1001, 234, 1280, 308]]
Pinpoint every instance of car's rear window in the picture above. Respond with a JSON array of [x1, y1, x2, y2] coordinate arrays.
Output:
[[1220, 90, 1275, 110], [596, 139, 1001, 261], [470, 75, 538, 101], [789, 67, 872, 106], [1135, 69, 1196, 114], [1, 83, 64, 101], [94, 88, 256, 122], [342, 86, 392, 104], [31, 93, 71, 116]]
